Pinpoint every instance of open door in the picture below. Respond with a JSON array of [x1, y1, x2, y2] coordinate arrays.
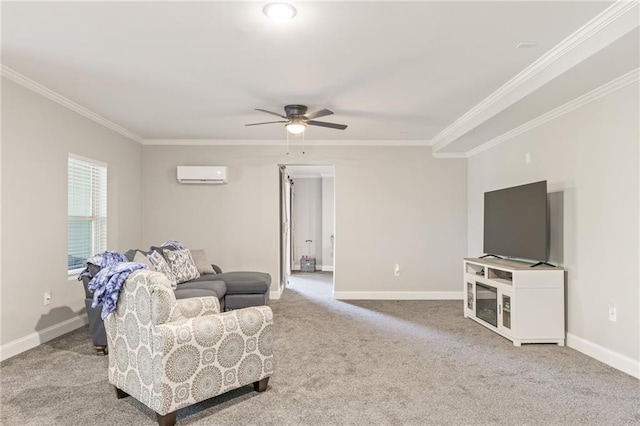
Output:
[[279, 166, 293, 290]]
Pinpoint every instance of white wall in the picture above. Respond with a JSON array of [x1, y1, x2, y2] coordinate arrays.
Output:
[[467, 82, 639, 375], [292, 177, 323, 269], [1, 79, 143, 353], [322, 177, 335, 271], [141, 145, 467, 299]]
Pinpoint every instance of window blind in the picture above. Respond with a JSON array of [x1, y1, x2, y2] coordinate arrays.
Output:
[[68, 156, 107, 273]]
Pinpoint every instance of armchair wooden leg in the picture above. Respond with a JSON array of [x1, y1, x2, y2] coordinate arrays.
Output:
[[253, 377, 269, 392], [114, 386, 129, 399], [95, 345, 108, 356], [156, 411, 177, 426]]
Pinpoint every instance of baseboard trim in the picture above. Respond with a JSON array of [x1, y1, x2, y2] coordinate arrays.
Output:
[[0, 313, 89, 361], [333, 291, 463, 300], [269, 289, 282, 300], [321, 266, 334, 272], [566, 332, 639, 379]]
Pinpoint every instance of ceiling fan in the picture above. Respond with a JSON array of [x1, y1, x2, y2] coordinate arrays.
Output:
[[246, 104, 348, 134]]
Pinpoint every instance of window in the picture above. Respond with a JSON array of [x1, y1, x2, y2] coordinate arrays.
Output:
[[68, 155, 107, 274]]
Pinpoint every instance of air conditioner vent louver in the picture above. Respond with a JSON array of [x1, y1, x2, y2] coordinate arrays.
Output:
[[177, 166, 228, 184]]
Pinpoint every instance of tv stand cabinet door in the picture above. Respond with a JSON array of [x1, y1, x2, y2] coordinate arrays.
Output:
[[498, 289, 513, 339], [464, 280, 475, 318], [514, 287, 564, 341]]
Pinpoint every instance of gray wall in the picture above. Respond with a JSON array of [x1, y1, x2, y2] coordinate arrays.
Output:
[[141, 145, 468, 297], [1, 78, 143, 346], [467, 82, 639, 362]]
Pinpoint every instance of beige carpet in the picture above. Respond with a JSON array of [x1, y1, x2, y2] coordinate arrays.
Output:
[[2, 271, 639, 425]]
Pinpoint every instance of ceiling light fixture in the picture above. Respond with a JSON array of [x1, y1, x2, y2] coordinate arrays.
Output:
[[286, 121, 306, 134], [263, 3, 297, 22]]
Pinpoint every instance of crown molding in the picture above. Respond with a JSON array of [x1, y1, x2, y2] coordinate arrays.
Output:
[[142, 139, 431, 146], [1, 65, 143, 144], [432, 152, 468, 159], [431, 0, 639, 154], [465, 67, 640, 158]]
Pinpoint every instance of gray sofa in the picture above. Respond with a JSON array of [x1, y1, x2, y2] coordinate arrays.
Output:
[[81, 249, 271, 355]]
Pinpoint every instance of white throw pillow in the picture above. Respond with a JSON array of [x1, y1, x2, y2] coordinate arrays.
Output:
[[164, 248, 200, 284]]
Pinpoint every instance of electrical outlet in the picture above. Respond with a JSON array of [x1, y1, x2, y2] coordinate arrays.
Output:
[[44, 291, 52, 306], [608, 304, 617, 322], [394, 263, 400, 277], [525, 152, 531, 164]]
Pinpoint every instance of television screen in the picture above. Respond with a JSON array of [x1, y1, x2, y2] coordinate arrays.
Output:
[[483, 180, 548, 262]]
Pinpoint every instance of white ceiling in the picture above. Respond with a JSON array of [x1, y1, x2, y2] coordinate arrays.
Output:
[[2, 1, 638, 155]]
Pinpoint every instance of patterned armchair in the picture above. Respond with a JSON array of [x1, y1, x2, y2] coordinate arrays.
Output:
[[105, 270, 274, 426]]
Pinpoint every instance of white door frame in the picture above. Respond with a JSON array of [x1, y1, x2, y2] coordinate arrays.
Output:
[[279, 164, 335, 288]]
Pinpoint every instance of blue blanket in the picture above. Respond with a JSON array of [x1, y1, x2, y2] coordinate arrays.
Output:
[[77, 251, 128, 281], [88, 261, 148, 319]]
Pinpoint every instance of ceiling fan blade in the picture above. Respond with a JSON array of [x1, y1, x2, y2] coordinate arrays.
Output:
[[245, 120, 289, 127], [255, 108, 288, 119], [307, 120, 348, 130], [304, 108, 334, 120]]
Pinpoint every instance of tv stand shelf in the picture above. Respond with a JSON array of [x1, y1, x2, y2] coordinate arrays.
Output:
[[463, 258, 565, 346]]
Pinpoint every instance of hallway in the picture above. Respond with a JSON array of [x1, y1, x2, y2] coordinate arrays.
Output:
[[285, 271, 334, 299]]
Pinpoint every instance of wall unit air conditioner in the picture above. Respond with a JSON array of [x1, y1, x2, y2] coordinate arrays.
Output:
[[176, 166, 228, 184]]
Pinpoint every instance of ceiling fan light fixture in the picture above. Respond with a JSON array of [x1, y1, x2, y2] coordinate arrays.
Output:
[[263, 3, 297, 22], [286, 122, 306, 134]]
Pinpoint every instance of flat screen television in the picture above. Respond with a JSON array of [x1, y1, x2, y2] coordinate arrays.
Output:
[[483, 180, 548, 262]]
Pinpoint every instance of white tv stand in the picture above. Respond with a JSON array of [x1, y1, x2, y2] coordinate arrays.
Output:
[[463, 258, 565, 346]]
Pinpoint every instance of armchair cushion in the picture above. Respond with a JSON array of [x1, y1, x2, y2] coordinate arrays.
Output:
[[175, 296, 220, 318]]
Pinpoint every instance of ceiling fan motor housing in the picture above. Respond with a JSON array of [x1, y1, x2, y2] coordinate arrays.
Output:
[[285, 104, 308, 117]]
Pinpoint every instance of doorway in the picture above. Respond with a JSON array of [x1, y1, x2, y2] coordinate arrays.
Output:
[[279, 165, 335, 293]]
